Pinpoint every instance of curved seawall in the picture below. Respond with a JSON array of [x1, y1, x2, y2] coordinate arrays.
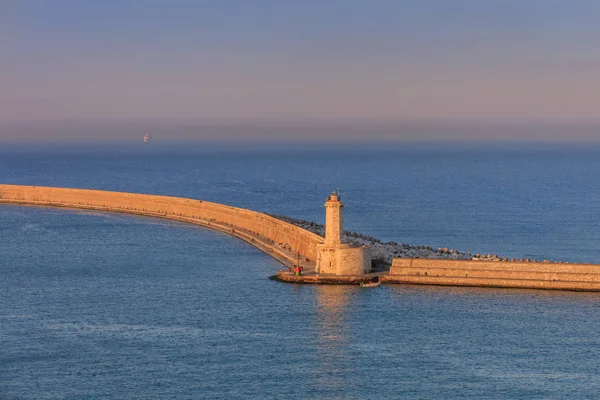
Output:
[[0, 184, 323, 270]]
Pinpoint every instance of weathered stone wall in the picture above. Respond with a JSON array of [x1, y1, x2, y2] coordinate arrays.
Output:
[[316, 246, 337, 274], [316, 244, 371, 275], [385, 258, 600, 291], [0, 184, 323, 265], [337, 246, 371, 275]]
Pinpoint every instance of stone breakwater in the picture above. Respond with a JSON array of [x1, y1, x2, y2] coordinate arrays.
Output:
[[0, 184, 321, 273], [382, 258, 600, 292], [4, 184, 600, 291]]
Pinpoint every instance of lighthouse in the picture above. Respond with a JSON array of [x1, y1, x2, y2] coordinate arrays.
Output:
[[317, 190, 371, 275], [324, 190, 344, 247]]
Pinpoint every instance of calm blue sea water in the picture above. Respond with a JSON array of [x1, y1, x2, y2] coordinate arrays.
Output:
[[2, 142, 600, 398]]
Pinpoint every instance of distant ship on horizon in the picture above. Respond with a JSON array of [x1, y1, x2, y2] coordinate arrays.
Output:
[[143, 134, 151, 143]]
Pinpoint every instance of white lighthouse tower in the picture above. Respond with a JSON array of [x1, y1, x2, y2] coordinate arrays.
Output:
[[324, 190, 344, 247], [316, 190, 371, 275]]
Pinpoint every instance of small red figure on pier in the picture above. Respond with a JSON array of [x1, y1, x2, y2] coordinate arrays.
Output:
[[294, 251, 303, 276]]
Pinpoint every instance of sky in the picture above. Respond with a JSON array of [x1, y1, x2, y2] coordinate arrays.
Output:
[[2, 0, 600, 141]]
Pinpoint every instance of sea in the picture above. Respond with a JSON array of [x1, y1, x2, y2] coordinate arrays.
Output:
[[2, 142, 600, 399]]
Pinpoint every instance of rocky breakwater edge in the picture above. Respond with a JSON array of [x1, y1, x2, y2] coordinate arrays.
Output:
[[272, 215, 570, 266], [272, 214, 473, 268], [270, 215, 585, 289]]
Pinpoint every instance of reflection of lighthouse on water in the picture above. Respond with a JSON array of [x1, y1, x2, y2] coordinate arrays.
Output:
[[313, 286, 354, 391]]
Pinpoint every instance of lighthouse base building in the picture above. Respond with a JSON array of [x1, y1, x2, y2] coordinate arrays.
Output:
[[316, 191, 371, 275]]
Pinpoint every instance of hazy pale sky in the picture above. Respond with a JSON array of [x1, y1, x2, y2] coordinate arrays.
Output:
[[2, 0, 600, 140]]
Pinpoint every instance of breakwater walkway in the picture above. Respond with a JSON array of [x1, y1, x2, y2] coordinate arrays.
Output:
[[0, 184, 320, 273]]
